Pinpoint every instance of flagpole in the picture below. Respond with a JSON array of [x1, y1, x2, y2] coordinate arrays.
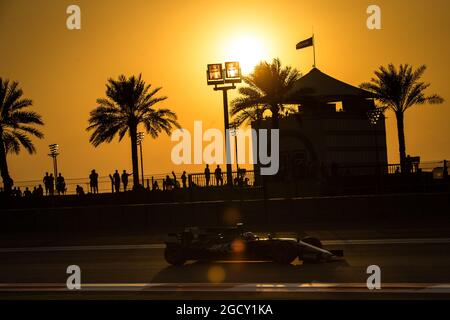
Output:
[[312, 34, 316, 68]]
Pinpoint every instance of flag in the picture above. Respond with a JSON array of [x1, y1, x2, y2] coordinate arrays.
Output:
[[296, 36, 314, 50]]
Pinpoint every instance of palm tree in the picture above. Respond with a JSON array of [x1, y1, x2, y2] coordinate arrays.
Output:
[[231, 58, 301, 129], [361, 64, 444, 170], [230, 104, 266, 130], [87, 74, 180, 189], [0, 78, 44, 193]]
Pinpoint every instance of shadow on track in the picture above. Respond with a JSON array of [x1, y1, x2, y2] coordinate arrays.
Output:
[[152, 258, 351, 283]]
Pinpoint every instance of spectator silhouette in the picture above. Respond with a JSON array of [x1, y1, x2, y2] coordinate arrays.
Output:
[[24, 187, 32, 197], [204, 164, 211, 186], [444, 160, 448, 180], [152, 180, 160, 191], [181, 171, 187, 188], [113, 170, 121, 193], [43, 172, 50, 195], [48, 174, 55, 195], [121, 170, 132, 192], [37, 184, 44, 196], [405, 155, 413, 174], [76, 185, 85, 196], [172, 171, 180, 188], [214, 165, 223, 186], [89, 169, 99, 194], [56, 173, 66, 195], [164, 175, 172, 190]]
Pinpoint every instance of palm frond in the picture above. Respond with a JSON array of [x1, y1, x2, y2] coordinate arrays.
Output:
[[87, 75, 179, 147], [360, 63, 444, 113], [0, 78, 43, 157], [230, 58, 301, 128], [2, 132, 20, 154]]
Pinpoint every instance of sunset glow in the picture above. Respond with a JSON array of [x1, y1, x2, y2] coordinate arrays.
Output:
[[1, 0, 449, 305], [1, 0, 448, 182], [223, 35, 270, 75]]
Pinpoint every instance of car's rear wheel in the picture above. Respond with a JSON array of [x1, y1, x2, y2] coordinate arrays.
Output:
[[270, 241, 297, 264], [164, 245, 186, 266]]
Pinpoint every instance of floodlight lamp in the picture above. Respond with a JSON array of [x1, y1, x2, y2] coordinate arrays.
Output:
[[225, 62, 241, 81], [207, 63, 224, 85]]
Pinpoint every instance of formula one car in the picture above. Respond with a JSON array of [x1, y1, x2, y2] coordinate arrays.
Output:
[[164, 223, 343, 265]]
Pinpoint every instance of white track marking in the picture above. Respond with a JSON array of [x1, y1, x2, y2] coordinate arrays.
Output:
[[323, 238, 450, 245], [0, 244, 164, 253], [1, 282, 450, 293]]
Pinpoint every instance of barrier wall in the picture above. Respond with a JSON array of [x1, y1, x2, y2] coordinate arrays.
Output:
[[1, 192, 449, 235]]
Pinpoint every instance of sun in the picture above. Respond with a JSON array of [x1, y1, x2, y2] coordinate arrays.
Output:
[[223, 35, 270, 75]]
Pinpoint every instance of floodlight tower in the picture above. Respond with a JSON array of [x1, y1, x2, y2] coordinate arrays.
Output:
[[48, 144, 59, 178], [206, 62, 242, 186], [137, 132, 145, 186]]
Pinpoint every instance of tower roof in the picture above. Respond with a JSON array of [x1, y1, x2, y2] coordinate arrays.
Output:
[[285, 68, 374, 103]]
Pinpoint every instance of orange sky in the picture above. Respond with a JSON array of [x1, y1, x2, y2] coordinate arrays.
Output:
[[1, 0, 449, 182]]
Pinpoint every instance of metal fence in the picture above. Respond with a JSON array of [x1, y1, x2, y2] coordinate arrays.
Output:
[[13, 173, 178, 195], [11, 160, 447, 195], [338, 160, 448, 176], [189, 169, 256, 188]]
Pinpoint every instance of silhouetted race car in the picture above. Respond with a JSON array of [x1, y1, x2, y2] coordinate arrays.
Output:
[[164, 224, 343, 265]]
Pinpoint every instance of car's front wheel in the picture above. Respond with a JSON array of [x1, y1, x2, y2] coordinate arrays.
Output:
[[164, 245, 186, 266]]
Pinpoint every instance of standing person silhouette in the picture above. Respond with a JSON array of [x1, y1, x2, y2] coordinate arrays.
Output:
[[444, 160, 448, 180], [164, 175, 172, 190], [204, 164, 211, 187], [56, 173, 66, 195], [113, 170, 121, 193], [171, 171, 180, 188], [24, 187, 32, 197], [43, 172, 50, 195], [214, 165, 223, 186], [181, 171, 187, 188], [121, 170, 131, 192], [48, 174, 55, 195], [89, 169, 99, 194]]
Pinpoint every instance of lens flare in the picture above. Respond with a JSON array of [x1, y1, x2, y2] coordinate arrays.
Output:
[[231, 239, 246, 253], [207, 265, 226, 283], [223, 207, 241, 225]]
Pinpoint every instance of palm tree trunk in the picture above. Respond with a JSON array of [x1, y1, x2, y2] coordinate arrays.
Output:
[[0, 135, 13, 194], [395, 111, 407, 171], [129, 125, 140, 190]]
